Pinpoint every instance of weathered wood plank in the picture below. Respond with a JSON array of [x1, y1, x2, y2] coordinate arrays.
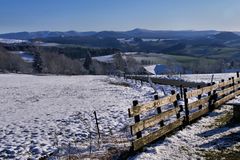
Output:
[[132, 118, 184, 151], [125, 75, 207, 88], [129, 94, 177, 117], [217, 86, 234, 97], [214, 90, 240, 107], [185, 78, 240, 99], [217, 83, 240, 97], [151, 78, 206, 88], [187, 78, 239, 98], [186, 85, 218, 98], [218, 79, 234, 88], [130, 107, 180, 135], [129, 74, 240, 151], [188, 96, 211, 110], [126, 76, 240, 88], [235, 82, 240, 90], [189, 107, 209, 122]]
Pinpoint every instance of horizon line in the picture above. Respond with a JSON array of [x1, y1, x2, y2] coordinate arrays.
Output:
[[0, 28, 240, 34]]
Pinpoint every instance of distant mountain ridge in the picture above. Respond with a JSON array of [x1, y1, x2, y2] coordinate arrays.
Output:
[[0, 28, 223, 40], [212, 32, 240, 41], [0, 31, 96, 40]]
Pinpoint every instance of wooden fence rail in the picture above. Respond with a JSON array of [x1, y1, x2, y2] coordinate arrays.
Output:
[[125, 75, 207, 88], [128, 72, 240, 151]]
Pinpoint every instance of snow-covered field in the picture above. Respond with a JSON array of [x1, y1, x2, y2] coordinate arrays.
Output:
[[180, 73, 238, 83], [92, 55, 114, 63], [0, 38, 28, 44], [0, 74, 175, 159], [0, 73, 240, 159]]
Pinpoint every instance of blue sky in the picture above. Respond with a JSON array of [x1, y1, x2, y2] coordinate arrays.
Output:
[[0, 0, 240, 33]]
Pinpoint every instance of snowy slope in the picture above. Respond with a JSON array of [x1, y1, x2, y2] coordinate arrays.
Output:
[[150, 73, 237, 83], [93, 55, 114, 63], [1, 73, 239, 159], [0, 74, 175, 159], [0, 38, 28, 44], [180, 73, 237, 83], [144, 65, 156, 75]]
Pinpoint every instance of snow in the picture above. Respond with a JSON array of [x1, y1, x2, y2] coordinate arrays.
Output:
[[144, 65, 156, 75], [145, 73, 237, 83], [1, 73, 240, 159], [93, 55, 114, 63], [93, 53, 138, 63], [0, 74, 175, 159], [117, 38, 134, 43], [144, 64, 171, 75], [33, 41, 60, 47], [0, 38, 28, 44], [124, 52, 138, 55], [179, 73, 237, 83], [11, 51, 34, 62], [142, 38, 159, 42]]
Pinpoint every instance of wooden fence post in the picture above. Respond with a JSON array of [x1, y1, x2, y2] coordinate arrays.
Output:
[[172, 92, 181, 119], [233, 104, 240, 122], [183, 88, 189, 125], [154, 95, 164, 127], [211, 74, 214, 83], [207, 83, 213, 112], [210, 82, 216, 111], [180, 85, 183, 98], [212, 90, 218, 110], [207, 83, 212, 96], [221, 79, 226, 97], [229, 77, 232, 88], [93, 111, 101, 147], [232, 77, 235, 93], [133, 100, 142, 138], [197, 85, 202, 110], [237, 72, 240, 90]]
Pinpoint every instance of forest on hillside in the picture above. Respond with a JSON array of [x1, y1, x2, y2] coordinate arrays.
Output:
[[0, 43, 143, 75]]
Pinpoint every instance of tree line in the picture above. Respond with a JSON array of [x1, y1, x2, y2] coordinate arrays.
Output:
[[0, 43, 144, 75]]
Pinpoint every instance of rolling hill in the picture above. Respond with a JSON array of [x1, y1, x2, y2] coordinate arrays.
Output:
[[0, 29, 219, 40]]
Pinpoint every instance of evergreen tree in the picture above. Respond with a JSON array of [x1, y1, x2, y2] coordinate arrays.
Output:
[[32, 52, 43, 73], [83, 52, 92, 70]]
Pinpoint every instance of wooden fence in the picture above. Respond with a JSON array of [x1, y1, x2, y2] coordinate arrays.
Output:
[[125, 75, 207, 88], [128, 73, 240, 151]]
